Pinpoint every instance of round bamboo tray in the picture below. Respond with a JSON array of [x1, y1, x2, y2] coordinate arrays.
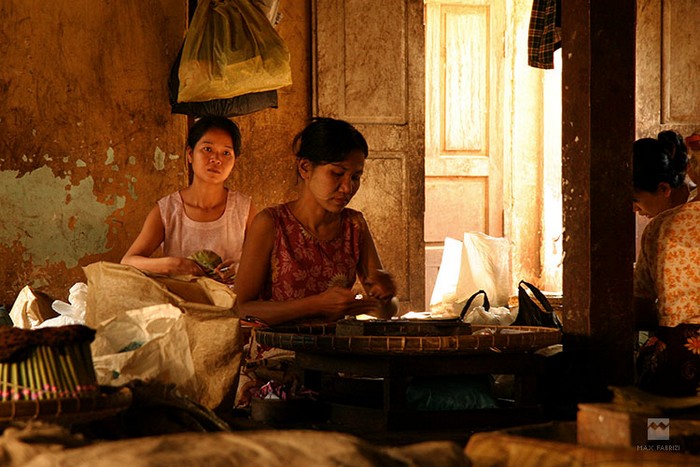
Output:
[[0, 386, 132, 428], [255, 324, 562, 355]]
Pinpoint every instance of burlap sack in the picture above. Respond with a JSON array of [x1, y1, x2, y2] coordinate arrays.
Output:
[[83, 261, 242, 411]]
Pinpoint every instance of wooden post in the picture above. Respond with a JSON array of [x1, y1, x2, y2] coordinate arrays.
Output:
[[561, 0, 637, 400]]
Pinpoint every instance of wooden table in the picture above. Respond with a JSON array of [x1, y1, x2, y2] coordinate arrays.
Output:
[[296, 350, 547, 432], [255, 324, 561, 433]]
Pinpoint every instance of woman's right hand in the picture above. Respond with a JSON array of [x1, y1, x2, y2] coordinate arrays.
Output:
[[315, 287, 381, 321]]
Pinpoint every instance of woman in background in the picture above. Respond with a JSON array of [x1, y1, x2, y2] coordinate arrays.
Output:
[[234, 117, 397, 325], [121, 116, 255, 284], [632, 130, 690, 218], [633, 130, 700, 396]]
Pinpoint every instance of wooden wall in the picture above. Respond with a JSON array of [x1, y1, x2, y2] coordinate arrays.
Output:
[[0, 1, 311, 306]]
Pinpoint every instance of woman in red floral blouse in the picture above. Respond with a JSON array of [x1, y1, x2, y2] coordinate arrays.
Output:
[[234, 118, 398, 326]]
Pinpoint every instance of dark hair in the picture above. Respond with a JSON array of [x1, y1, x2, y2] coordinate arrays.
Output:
[[293, 117, 368, 165], [187, 116, 242, 158], [633, 130, 688, 192]]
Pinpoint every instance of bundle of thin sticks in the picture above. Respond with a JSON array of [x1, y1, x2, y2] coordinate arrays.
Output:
[[0, 325, 98, 401]]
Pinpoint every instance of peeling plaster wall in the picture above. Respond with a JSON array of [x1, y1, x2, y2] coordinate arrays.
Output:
[[0, 166, 124, 268], [0, 1, 311, 306]]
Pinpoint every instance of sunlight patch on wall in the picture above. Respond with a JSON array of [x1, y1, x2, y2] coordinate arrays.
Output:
[[541, 50, 563, 292], [0, 166, 125, 268]]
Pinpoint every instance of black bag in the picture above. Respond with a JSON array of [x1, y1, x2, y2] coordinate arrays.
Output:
[[459, 290, 490, 321], [512, 280, 563, 329]]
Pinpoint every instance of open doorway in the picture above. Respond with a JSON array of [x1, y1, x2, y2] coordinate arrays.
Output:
[[424, 0, 562, 310]]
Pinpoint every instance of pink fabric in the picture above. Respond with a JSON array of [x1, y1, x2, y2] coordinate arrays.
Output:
[[263, 203, 364, 301], [158, 190, 251, 263]]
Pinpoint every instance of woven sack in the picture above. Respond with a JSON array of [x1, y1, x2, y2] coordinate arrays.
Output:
[[83, 262, 242, 411]]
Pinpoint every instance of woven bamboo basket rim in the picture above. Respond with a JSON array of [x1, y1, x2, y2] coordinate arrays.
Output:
[[255, 324, 562, 355], [0, 386, 132, 427]]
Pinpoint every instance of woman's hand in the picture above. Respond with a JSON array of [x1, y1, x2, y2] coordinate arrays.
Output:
[[214, 260, 237, 284], [362, 270, 398, 319], [168, 257, 206, 276], [363, 269, 396, 300], [315, 287, 381, 321]]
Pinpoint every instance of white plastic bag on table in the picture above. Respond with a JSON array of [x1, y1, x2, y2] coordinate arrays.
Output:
[[429, 237, 463, 316], [458, 289, 517, 326], [91, 304, 196, 399], [430, 232, 512, 317], [462, 304, 516, 326]]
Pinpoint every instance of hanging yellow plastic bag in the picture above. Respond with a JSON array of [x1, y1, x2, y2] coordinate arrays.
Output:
[[178, 0, 292, 103]]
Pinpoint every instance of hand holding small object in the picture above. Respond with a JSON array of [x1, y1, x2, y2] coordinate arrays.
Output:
[[363, 269, 396, 301], [214, 261, 237, 284]]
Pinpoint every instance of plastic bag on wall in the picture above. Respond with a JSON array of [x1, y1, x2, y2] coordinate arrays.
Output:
[[178, 0, 293, 103], [251, 0, 282, 26], [168, 43, 278, 118]]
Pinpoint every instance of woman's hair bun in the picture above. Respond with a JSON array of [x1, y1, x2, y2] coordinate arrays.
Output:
[[657, 130, 688, 173]]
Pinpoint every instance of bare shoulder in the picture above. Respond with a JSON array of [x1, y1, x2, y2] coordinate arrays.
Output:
[[144, 204, 165, 226], [247, 208, 277, 239], [253, 207, 275, 225]]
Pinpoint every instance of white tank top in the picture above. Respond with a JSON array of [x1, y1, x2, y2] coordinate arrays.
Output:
[[157, 190, 251, 263]]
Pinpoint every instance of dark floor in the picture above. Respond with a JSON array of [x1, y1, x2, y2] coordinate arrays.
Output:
[[216, 398, 577, 447]]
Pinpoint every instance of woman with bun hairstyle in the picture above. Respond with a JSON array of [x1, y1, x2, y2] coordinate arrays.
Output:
[[234, 117, 398, 326], [633, 130, 700, 396], [632, 130, 691, 218]]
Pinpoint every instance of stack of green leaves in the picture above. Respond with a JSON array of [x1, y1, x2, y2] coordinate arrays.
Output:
[[187, 249, 223, 277]]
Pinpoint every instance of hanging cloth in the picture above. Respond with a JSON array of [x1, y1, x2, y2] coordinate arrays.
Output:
[[528, 0, 561, 69]]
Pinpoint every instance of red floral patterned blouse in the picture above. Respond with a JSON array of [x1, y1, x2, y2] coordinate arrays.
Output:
[[634, 201, 700, 327], [262, 203, 364, 301]]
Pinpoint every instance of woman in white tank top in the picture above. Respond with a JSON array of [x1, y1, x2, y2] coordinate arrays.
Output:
[[121, 116, 256, 284]]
